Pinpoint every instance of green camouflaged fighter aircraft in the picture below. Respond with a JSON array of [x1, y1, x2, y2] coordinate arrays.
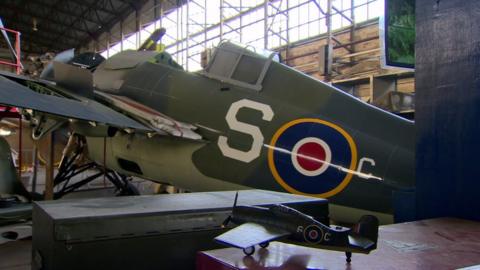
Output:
[[0, 37, 414, 223]]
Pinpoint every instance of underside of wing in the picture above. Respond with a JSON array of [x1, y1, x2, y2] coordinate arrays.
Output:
[[215, 223, 290, 249], [348, 235, 375, 250], [0, 75, 149, 131], [95, 92, 202, 140]]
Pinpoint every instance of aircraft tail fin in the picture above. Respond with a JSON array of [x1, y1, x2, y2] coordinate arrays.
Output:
[[353, 215, 379, 248]]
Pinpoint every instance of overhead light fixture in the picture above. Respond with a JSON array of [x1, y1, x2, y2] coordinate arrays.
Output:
[[32, 18, 38, 31]]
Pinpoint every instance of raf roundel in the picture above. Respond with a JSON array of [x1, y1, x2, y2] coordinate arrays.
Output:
[[304, 225, 324, 244], [268, 118, 357, 198], [291, 137, 332, 177]]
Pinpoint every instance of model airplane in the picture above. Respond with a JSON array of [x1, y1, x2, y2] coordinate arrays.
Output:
[[215, 193, 379, 262], [0, 28, 414, 222]]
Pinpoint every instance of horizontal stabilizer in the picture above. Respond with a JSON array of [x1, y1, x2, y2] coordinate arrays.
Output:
[[349, 215, 379, 250], [215, 222, 289, 249], [348, 235, 375, 250]]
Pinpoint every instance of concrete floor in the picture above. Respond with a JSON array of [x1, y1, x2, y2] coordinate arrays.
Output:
[[0, 240, 30, 270]]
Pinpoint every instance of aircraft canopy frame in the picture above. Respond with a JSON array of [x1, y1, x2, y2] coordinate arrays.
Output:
[[202, 42, 277, 91]]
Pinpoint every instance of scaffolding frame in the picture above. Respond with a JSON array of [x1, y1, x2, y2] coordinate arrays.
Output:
[[102, 0, 380, 73]]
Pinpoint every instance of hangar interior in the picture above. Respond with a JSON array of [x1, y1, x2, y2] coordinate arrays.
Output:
[[0, 0, 479, 269], [1, 0, 414, 180]]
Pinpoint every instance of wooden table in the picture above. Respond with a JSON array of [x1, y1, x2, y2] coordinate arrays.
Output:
[[197, 218, 480, 270]]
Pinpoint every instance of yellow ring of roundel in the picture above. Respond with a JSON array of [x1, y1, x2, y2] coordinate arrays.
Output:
[[267, 118, 357, 198]]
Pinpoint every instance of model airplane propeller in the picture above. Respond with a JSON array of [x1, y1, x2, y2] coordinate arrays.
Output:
[[221, 191, 238, 228], [215, 192, 379, 263]]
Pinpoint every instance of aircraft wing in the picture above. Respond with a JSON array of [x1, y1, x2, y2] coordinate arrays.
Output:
[[0, 74, 149, 131], [348, 235, 375, 250], [0, 223, 32, 245], [215, 223, 290, 249], [95, 92, 202, 140]]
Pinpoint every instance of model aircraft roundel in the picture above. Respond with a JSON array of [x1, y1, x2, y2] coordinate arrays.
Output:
[[304, 225, 324, 244], [268, 118, 357, 198]]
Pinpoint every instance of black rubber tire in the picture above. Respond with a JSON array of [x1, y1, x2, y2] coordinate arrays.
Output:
[[116, 181, 140, 196], [243, 246, 255, 256], [346, 251, 352, 263], [259, 242, 269, 248]]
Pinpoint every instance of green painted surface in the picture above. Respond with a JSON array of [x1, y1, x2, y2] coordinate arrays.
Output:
[[0, 42, 414, 222], [86, 43, 414, 219]]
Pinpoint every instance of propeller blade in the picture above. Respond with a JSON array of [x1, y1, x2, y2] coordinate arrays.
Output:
[[221, 192, 238, 227], [233, 191, 239, 208], [221, 215, 231, 228], [138, 27, 167, 51]]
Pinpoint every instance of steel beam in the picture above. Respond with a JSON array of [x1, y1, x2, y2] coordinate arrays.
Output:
[[48, 0, 106, 50], [25, 0, 102, 25], [6, 18, 79, 42], [325, 0, 333, 77], [67, 0, 120, 16], [2, 2, 94, 35], [76, 0, 149, 51]]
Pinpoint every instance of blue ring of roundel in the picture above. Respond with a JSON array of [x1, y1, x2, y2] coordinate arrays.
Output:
[[272, 121, 352, 195]]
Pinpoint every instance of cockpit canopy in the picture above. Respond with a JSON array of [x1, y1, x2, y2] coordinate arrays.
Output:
[[202, 41, 279, 91], [269, 204, 312, 220]]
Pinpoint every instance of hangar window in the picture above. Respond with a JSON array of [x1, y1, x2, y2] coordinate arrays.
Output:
[[202, 41, 278, 91]]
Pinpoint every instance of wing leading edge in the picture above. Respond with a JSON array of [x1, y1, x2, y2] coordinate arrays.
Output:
[[215, 223, 290, 249]]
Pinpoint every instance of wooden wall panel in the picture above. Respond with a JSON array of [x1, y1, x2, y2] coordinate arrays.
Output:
[[279, 20, 415, 109]]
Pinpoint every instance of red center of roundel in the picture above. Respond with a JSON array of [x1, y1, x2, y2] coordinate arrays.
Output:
[[297, 142, 326, 171]]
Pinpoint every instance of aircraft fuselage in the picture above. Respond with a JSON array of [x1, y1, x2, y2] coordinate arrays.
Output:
[[85, 45, 414, 223]]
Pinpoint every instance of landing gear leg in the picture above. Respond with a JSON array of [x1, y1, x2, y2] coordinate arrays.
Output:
[[105, 171, 139, 196], [345, 251, 352, 263], [52, 135, 139, 198]]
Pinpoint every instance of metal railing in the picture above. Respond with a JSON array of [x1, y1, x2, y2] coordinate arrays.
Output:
[[0, 26, 21, 74]]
